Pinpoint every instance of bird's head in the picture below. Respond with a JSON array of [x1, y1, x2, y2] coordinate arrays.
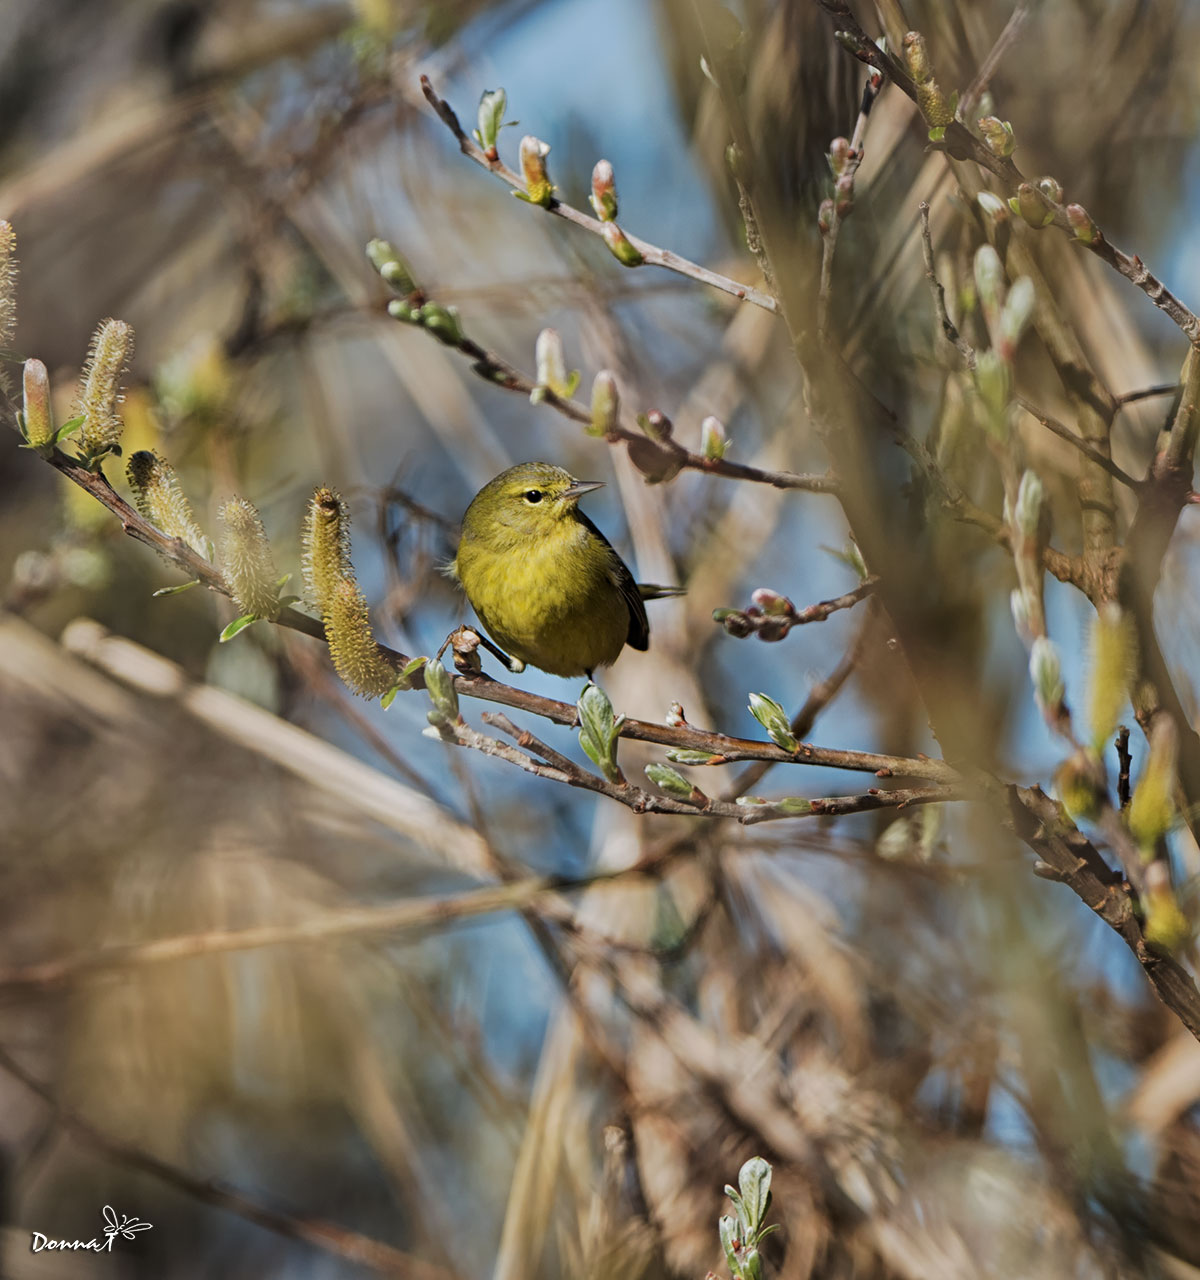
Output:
[[466, 461, 604, 537]]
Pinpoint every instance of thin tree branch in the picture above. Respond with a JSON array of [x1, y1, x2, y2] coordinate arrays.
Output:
[[377, 309, 837, 494], [1015, 397, 1142, 491], [919, 201, 975, 367], [0, 1044, 453, 1279], [815, 0, 1200, 347], [25, 432, 953, 785], [818, 69, 884, 336], [1009, 786, 1200, 1044], [419, 76, 779, 314]]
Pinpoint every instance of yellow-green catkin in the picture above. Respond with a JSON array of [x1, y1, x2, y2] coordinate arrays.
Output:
[[1086, 603, 1136, 752], [23, 359, 53, 452], [219, 497, 280, 619], [325, 577, 397, 698], [126, 450, 208, 555], [301, 486, 351, 615], [77, 318, 134, 460], [1128, 715, 1178, 853]]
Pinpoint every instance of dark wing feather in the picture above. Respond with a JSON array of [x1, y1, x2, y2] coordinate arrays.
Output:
[[577, 512, 649, 651]]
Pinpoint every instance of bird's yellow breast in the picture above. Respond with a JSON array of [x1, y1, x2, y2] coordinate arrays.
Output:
[[455, 517, 628, 677]]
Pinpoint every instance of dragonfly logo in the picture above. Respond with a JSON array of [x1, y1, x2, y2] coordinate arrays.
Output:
[[30, 1204, 152, 1253]]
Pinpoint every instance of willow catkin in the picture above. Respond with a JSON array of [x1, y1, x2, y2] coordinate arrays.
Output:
[[301, 486, 351, 616], [77, 318, 134, 458], [325, 577, 397, 698], [126, 450, 208, 555], [219, 497, 280, 619]]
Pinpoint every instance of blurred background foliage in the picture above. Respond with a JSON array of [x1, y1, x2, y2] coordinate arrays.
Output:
[[2, 0, 1200, 1277]]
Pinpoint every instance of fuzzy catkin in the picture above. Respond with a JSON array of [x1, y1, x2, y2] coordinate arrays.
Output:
[[325, 578, 397, 698], [220, 497, 280, 619], [77, 318, 134, 457], [301, 486, 351, 616], [126, 450, 208, 555]]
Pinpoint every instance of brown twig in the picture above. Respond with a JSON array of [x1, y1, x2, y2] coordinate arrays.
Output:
[[1116, 727, 1132, 810], [919, 201, 975, 367], [1009, 786, 1200, 1043], [419, 76, 779, 314], [715, 578, 877, 641], [1015, 397, 1142, 491], [382, 305, 836, 494], [19, 436, 947, 782], [0, 1043, 452, 1279], [818, 70, 884, 336], [815, 0, 1200, 347], [458, 711, 962, 823]]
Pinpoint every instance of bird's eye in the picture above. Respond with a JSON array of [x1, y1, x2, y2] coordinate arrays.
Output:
[[524, 489, 543, 503]]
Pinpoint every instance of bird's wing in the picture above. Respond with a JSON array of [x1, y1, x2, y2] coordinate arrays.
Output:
[[577, 512, 649, 651]]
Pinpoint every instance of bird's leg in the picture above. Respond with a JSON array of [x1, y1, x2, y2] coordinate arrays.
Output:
[[439, 625, 525, 675]]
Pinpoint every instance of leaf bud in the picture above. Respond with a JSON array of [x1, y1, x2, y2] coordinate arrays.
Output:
[[365, 239, 417, 294], [1012, 182, 1054, 229], [1014, 469, 1043, 539], [818, 199, 835, 236], [590, 369, 620, 437], [834, 172, 855, 218], [748, 692, 798, 752], [700, 415, 729, 460], [977, 190, 1010, 224], [828, 137, 852, 177], [977, 116, 1016, 157], [1066, 203, 1099, 244], [973, 244, 1005, 339], [589, 159, 618, 221], [997, 275, 1036, 360], [473, 87, 509, 161], [1035, 175, 1063, 205], [533, 328, 579, 401], [516, 135, 553, 206], [644, 762, 695, 798], [751, 588, 793, 617], [1030, 636, 1064, 717], [423, 655, 460, 723], [601, 222, 644, 267]]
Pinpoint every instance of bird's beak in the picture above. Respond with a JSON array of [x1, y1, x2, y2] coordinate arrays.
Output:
[[562, 479, 604, 502]]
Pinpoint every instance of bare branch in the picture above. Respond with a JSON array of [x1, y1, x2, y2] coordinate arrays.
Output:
[[0, 1044, 453, 1279], [419, 76, 779, 314]]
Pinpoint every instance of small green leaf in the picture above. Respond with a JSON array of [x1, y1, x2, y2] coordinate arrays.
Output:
[[381, 682, 402, 710], [644, 763, 694, 797], [665, 748, 719, 765], [277, 594, 301, 608], [476, 87, 509, 152], [719, 1216, 739, 1276], [401, 655, 428, 678], [153, 578, 200, 597], [53, 414, 85, 444], [424, 657, 459, 722], [748, 692, 798, 752], [276, 572, 292, 587], [219, 613, 259, 642], [738, 1157, 773, 1235], [562, 370, 580, 399], [927, 125, 946, 141]]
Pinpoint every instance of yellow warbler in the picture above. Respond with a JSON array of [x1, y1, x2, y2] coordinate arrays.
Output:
[[452, 462, 680, 678]]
